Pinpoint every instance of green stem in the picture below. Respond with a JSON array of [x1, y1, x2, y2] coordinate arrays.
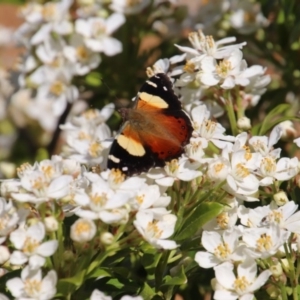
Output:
[[235, 88, 245, 120], [225, 91, 238, 136]]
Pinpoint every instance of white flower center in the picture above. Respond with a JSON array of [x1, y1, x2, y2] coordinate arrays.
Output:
[[216, 60, 232, 78], [234, 163, 250, 179], [24, 278, 42, 297], [256, 233, 273, 251], [216, 212, 229, 229], [23, 237, 40, 254], [261, 157, 276, 175], [146, 220, 162, 239], [90, 192, 107, 210], [251, 140, 268, 155], [41, 165, 55, 179], [88, 141, 103, 157], [42, 3, 58, 22], [92, 21, 106, 38], [76, 46, 89, 62], [50, 81, 65, 97], [201, 120, 217, 138], [214, 241, 231, 259], [234, 276, 250, 293], [74, 219, 93, 235], [268, 211, 283, 224], [165, 159, 179, 174]]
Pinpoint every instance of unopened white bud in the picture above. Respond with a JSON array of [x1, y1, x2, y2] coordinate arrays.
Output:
[[270, 261, 283, 277], [100, 232, 114, 245], [273, 191, 289, 206], [279, 121, 297, 140], [237, 116, 251, 130], [0, 246, 10, 264], [44, 216, 59, 232]]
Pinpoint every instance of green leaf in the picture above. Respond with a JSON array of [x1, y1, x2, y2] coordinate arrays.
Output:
[[59, 268, 86, 287], [56, 280, 77, 296], [162, 266, 187, 286], [251, 104, 293, 136], [85, 268, 111, 279], [174, 202, 223, 241], [106, 278, 125, 289], [140, 282, 157, 299], [85, 72, 102, 87]]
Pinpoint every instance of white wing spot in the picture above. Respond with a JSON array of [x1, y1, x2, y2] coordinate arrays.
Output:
[[108, 155, 121, 163], [163, 86, 168, 91], [146, 80, 157, 88]]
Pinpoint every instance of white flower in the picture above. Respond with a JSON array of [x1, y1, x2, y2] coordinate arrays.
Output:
[[203, 198, 238, 231], [0, 198, 19, 243], [30, 0, 73, 45], [294, 137, 300, 147], [147, 55, 186, 78], [239, 201, 300, 234], [64, 33, 101, 75], [195, 228, 246, 268], [242, 225, 289, 259], [12, 172, 73, 203], [200, 50, 268, 91], [257, 156, 299, 186], [61, 107, 113, 166], [176, 30, 246, 60], [220, 147, 260, 196], [214, 259, 272, 300], [10, 222, 58, 269], [229, 0, 269, 34], [249, 125, 282, 158], [130, 184, 170, 212], [147, 157, 201, 187], [191, 105, 235, 149], [0, 293, 9, 300], [90, 289, 112, 300], [70, 218, 96, 243], [74, 173, 130, 224], [35, 36, 65, 64], [185, 137, 208, 162], [134, 211, 177, 249], [76, 14, 125, 56], [6, 266, 57, 300], [0, 246, 10, 264], [35, 69, 79, 104]]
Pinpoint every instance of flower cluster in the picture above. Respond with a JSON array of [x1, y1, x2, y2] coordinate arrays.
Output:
[[10, 0, 125, 132], [0, 0, 299, 296], [148, 30, 270, 119]]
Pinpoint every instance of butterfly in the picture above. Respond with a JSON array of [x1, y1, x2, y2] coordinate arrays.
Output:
[[107, 73, 193, 176]]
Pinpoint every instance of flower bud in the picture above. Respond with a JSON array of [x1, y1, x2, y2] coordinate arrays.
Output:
[[270, 261, 283, 278], [100, 232, 114, 245], [63, 250, 75, 262], [237, 116, 251, 130], [273, 191, 289, 206], [44, 216, 59, 232], [278, 121, 297, 141], [0, 246, 10, 264]]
